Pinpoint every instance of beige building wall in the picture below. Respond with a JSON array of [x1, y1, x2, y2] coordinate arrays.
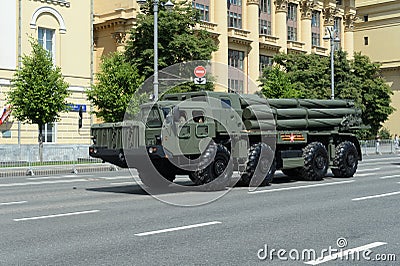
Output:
[[0, 0, 93, 144], [354, 0, 400, 135], [94, 0, 356, 93]]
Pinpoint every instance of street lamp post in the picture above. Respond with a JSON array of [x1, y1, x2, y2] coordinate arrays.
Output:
[[324, 26, 340, 100], [136, 0, 174, 101]]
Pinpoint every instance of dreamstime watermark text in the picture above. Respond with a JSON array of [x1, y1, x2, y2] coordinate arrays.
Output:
[[257, 238, 396, 263]]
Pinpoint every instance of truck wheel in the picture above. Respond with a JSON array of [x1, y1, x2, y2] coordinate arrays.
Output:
[[190, 144, 232, 191], [240, 143, 275, 187], [301, 142, 328, 181], [281, 168, 302, 178], [332, 141, 358, 178]]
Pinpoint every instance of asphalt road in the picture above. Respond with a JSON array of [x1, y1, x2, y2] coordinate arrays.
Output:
[[0, 154, 399, 265]]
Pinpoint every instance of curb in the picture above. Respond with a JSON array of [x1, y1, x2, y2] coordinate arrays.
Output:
[[0, 163, 121, 178]]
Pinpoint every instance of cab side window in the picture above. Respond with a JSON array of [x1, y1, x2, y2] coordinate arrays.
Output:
[[192, 110, 205, 123]]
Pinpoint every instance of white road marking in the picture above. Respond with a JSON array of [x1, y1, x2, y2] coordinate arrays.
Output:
[[249, 180, 355, 194], [356, 168, 380, 173], [27, 175, 91, 180], [304, 242, 387, 265], [14, 210, 100, 222], [110, 181, 135, 186], [135, 221, 222, 236], [0, 179, 88, 187], [98, 176, 133, 180], [355, 173, 373, 177], [0, 201, 27, 206], [352, 191, 400, 201], [380, 174, 400, 179]]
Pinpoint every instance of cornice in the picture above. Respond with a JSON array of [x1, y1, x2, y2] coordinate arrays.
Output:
[[31, 0, 70, 8]]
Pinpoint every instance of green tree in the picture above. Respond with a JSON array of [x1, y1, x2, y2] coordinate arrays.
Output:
[[8, 39, 70, 160], [87, 52, 145, 122], [352, 52, 394, 136], [125, 0, 218, 80], [259, 65, 303, 98]]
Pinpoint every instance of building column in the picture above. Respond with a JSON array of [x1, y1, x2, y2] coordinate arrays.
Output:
[[246, 0, 260, 92], [344, 12, 356, 58], [213, 0, 229, 92], [300, 0, 313, 53], [274, 0, 288, 53]]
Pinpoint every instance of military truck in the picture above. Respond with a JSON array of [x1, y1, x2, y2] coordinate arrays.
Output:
[[89, 91, 363, 189]]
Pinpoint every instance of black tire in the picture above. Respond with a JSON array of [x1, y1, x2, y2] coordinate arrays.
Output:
[[281, 168, 302, 178], [332, 141, 358, 178], [240, 143, 275, 187], [190, 144, 232, 191], [300, 142, 328, 181]]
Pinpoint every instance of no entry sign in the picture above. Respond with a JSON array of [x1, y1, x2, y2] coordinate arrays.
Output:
[[194, 66, 206, 78]]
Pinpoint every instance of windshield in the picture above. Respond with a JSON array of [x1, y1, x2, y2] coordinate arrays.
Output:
[[139, 107, 163, 128]]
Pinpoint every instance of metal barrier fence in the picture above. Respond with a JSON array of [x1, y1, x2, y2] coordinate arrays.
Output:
[[0, 140, 398, 177], [0, 144, 118, 177], [360, 139, 399, 156]]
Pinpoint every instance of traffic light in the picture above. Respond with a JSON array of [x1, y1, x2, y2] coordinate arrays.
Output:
[[78, 106, 83, 129]]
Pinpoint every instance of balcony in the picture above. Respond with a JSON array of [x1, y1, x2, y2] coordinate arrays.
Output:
[[259, 34, 281, 51], [194, 21, 220, 39], [312, 46, 328, 55], [287, 40, 306, 53], [228, 27, 252, 45]]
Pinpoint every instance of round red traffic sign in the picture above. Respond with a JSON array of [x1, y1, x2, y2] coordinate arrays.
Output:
[[194, 66, 206, 78]]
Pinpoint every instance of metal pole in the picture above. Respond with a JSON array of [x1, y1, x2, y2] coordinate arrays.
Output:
[[330, 30, 335, 100], [153, 0, 159, 101]]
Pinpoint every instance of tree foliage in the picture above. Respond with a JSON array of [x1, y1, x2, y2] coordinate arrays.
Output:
[[259, 51, 394, 137], [8, 39, 70, 137], [125, 0, 218, 79], [87, 52, 144, 122]]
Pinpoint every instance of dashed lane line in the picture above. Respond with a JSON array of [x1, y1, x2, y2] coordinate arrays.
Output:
[[0, 201, 27, 206], [13, 210, 100, 222], [352, 191, 400, 201], [249, 180, 355, 194], [135, 221, 222, 236]]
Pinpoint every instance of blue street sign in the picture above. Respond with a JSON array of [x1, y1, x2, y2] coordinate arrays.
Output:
[[68, 104, 87, 112]]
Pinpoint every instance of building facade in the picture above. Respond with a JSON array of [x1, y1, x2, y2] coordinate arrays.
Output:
[[94, 0, 357, 93], [354, 0, 400, 135], [0, 0, 93, 144]]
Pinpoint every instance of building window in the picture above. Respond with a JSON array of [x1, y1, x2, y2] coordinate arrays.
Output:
[[287, 3, 297, 41], [364, 36, 369, 45], [40, 123, 56, 143], [193, 1, 210, 22], [287, 3, 297, 21], [312, 33, 320, 46], [259, 19, 272, 35], [336, 0, 342, 5], [311, 11, 320, 27], [259, 0, 272, 35], [334, 17, 342, 50], [228, 12, 242, 28], [38, 27, 55, 58], [363, 15, 369, 22], [311, 11, 321, 46], [228, 79, 244, 94], [228, 49, 244, 70], [288, 26, 297, 41], [260, 0, 271, 14], [259, 55, 273, 74], [229, 0, 242, 6]]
